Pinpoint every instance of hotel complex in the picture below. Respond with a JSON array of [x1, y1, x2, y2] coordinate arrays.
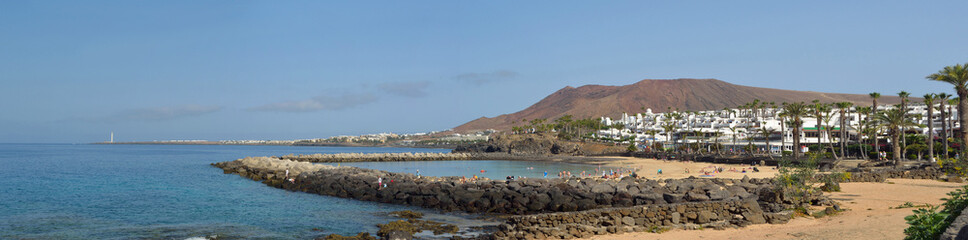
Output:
[[597, 103, 960, 154]]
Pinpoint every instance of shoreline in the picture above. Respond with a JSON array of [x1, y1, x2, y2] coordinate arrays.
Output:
[[214, 151, 960, 239], [90, 141, 460, 149]]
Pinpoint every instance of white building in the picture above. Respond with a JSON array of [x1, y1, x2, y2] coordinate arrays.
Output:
[[597, 103, 960, 154]]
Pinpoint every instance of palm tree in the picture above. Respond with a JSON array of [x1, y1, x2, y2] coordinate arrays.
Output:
[[855, 106, 872, 159], [835, 102, 853, 158], [782, 102, 810, 160], [644, 129, 658, 152], [728, 126, 739, 154], [759, 126, 777, 158], [949, 98, 958, 156], [812, 101, 828, 155], [778, 103, 788, 155], [820, 105, 839, 159], [661, 122, 676, 152], [927, 63, 968, 159], [898, 91, 911, 159], [870, 92, 882, 157], [875, 108, 919, 168], [713, 131, 722, 156], [938, 93, 951, 157], [693, 130, 704, 153], [924, 94, 937, 162]]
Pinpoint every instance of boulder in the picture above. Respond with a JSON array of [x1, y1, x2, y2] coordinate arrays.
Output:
[[663, 193, 684, 203], [591, 183, 616, 194], [622, 216, 635, 226], [685, 191, 710, 202], [385, 230, 412, 240], [707, 188, 732, 201]]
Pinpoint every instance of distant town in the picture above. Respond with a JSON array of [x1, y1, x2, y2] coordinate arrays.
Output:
[[98, 129, 496, 148]]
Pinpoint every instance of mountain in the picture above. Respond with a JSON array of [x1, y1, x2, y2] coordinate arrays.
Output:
[[454, 78, 905, 132]]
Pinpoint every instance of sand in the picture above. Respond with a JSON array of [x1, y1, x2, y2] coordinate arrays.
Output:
[[578, 171, 965, 240], [593, 156, 780, 180]]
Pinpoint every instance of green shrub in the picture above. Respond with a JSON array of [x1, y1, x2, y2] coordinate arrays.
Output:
[[904, 185, 968, 240], [774, 155, 819, 205]]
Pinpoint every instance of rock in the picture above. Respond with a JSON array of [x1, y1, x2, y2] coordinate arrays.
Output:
[[707, 188, 732, 200], [591, 183, 616, 194], [726, 185, 751, 199], [671, 212, 681, 224], [385, 230, 412, 240], [742, 210, 766, 224], [949, 175, 965, 183], [622, 216, 635, 226], [765, 210, 793, 224], [685, 191, 710, 202], [697, 210, 712, 224], [824, 207, 837, 215], [663, 193, 684, 203]]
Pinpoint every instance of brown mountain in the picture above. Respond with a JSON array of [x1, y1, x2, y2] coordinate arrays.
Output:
[[455, 78, 905, 132]]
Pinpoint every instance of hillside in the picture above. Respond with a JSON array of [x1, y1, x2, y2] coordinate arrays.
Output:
[[455, 78, 905, 132]]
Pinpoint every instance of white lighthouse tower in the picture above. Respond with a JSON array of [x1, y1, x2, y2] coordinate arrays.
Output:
[[110, 132, 114, 143]]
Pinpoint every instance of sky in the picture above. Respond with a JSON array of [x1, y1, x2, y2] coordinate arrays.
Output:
[[2, 1, 967, 143]]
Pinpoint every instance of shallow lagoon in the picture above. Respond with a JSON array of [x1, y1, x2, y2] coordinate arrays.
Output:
[[327, 160, 602, 180]]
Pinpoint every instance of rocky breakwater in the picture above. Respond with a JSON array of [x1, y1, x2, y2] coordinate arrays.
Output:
[[214, 157, 778, 215], [494, 199, 771, 239]]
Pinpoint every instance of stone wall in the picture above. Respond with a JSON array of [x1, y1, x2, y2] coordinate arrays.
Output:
[[493, 199, 790, 239], [214, 157, 775, 215], [941, 206, 968, 240], [841, 169, 944, 183]]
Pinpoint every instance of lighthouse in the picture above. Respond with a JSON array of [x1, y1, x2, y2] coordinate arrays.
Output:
[[110, 132, 114, 143]]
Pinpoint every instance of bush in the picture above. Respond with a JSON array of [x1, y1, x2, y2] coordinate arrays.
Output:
[[904, 185, 968, 240], [938, 157, 968, 178], [774, 155, 819, 205]]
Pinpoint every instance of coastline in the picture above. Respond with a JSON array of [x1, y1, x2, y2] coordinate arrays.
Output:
[[91, 141, 460, 149]]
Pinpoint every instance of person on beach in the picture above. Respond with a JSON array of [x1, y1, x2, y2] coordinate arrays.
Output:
[[377, 177, 383, 190], [657, 169, 662, 175], [544, 171, 548, 178]]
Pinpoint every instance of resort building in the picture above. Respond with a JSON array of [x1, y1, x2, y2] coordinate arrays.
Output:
[[597, 103, 960, 155]]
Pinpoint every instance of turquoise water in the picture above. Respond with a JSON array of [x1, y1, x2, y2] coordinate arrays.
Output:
[[329, 160, 601, 180], [0, 144, 592, 239]]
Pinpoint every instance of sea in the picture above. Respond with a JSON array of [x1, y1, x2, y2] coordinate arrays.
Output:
[[0, 144, 600, 239]]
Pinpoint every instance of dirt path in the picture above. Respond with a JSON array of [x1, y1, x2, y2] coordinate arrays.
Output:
[[584, 178, 965, 240]]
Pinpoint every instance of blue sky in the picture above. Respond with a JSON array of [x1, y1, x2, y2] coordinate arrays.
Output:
[[2, 1, 967, 143]]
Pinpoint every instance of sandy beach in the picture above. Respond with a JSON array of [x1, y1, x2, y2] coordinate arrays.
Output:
[[579, 157, 966, 240], [594, 156, 780, 180]]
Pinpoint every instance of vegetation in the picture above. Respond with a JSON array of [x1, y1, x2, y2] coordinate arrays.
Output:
[[937, 157, 968, 178], [904, 185, 968, 240], [927, 63, 968, 160], [924, 93, 937, 162], [774, 154, 819, 206], [781, 102, 810, 160], [874, 107, 920, 166]]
